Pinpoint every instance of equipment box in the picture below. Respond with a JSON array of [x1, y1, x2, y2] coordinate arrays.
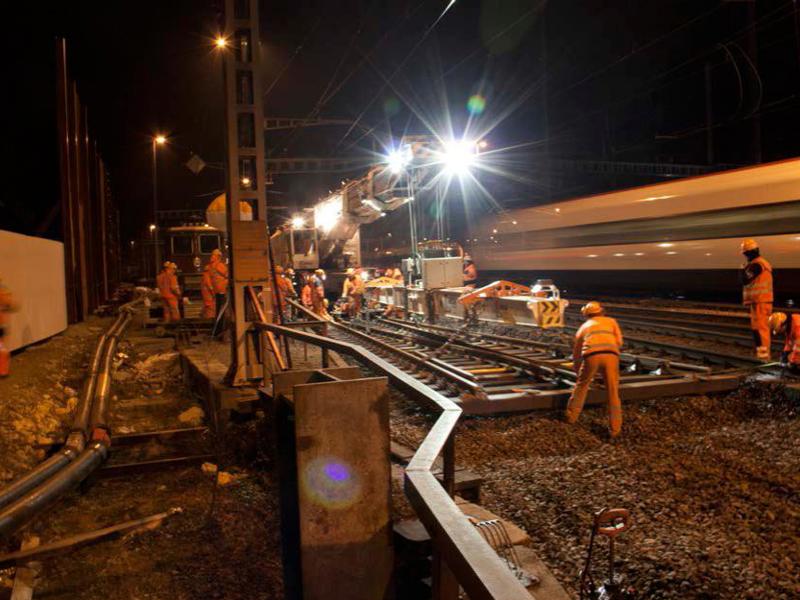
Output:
[[421, 257, 463, 290]]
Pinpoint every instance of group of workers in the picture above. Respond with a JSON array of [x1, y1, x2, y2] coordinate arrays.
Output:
[[566, 237, 798, 439]]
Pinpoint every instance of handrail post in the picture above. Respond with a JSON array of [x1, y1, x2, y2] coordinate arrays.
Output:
[[443, 431, 455, 498], [432, 543, 459, 600]]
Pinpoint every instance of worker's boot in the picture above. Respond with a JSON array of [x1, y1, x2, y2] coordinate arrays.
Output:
[[756, 346, 770, 362]]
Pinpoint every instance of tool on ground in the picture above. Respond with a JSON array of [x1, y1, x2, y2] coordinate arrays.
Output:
[[470, 518, 538, 588], [579, 508, 635, 599]]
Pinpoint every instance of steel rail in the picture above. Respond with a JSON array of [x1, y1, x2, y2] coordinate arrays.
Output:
[[0, 299, 140, 539], [266, 306, 534, 599]]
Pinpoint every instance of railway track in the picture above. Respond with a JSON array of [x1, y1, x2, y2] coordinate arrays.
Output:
[[563, 300, 786, 351], [289, 308, 756, 414]]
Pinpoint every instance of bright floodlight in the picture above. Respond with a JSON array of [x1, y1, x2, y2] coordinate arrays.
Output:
[[149, 224, 156, 232], [291, 216, 306, 229], [442, 139, 477, 175], [387, 148, 409, 174], [215, 36, 228, 49], [154, 135, 167, 145]]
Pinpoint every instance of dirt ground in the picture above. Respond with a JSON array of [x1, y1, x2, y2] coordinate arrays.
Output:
[[0, 317, 111, 484], [0, 322, 285, 600], [392, 381, 800, 599]]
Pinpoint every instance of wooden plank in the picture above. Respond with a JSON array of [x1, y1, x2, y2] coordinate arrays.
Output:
[[0, 510, 181, 570], [11, 536, 40, 600], [294, 376, 393, 600]]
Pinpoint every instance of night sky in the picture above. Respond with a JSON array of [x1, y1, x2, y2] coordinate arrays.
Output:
[[4, 1, 800, 245]]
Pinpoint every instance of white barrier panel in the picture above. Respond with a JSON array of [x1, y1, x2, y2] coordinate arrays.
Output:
[[0, 230, 68, 351]]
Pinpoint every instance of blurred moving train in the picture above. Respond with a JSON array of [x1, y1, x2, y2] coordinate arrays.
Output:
[[469, 158, 800, 303]]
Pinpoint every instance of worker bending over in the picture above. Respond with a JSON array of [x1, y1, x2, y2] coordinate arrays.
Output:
[[0, 280, 18, 377], [769, 312, 800, 371], [565, 301, 624, 438], [740, 238, 773, 361], [342, 268, 365, 318], [156, 262, 181, 322], [463, 255, 477, 289]]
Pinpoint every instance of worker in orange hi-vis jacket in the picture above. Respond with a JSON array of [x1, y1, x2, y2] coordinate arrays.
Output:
[[156, 262, 181, 322], [200, 262, 215, 319], [463, 255, 477, 289], [769, 312, 800, 371], [0, 279, 19, 377], [300, 273, 314, 309], [740, 238, 773, 361], [565, 301, 624, 438]]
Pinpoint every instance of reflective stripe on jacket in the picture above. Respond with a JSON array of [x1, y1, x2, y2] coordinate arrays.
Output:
[[574, 316, 623, 361], [743, 256, 773, 305]]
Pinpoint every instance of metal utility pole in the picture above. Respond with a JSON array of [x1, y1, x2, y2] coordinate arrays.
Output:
[[152, 138, 159, 278], [220, 0, 275, 385]]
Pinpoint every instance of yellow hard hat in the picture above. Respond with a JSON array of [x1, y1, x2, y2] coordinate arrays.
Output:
[[740, 238, 759, 253], [274, 265, 284, 274], [211, 248, 222, 256], [769, 312, 787, 334], [581, 301, 604, 317], [162, 261, 172, 269], [346, 268, 355, 275], [314, 269, 324, 275]]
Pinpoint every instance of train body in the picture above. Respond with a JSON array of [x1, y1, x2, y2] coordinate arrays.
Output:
[[164, 224, 224, 291], [469, 158, 800, 302]]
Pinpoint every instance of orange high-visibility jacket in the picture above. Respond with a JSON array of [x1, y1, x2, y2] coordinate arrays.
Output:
[[157, 271, 180, 299], [743, 256, 773, 305], [784, 314, 800, 365], [301, 284, 313, 307], [201, 267, 213, 295], [573, 316, 623, 362], [208, 259, 229, 294]]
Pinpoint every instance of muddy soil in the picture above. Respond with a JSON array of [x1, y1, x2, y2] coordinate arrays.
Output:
[[0, 317, 111, 483], [0, 324, 284, 600]]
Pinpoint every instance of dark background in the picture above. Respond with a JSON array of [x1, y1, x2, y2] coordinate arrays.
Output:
[[3, 0, 800, 247]]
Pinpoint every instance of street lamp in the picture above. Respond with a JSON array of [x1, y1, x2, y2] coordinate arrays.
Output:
[[152, 134, 167, 279]]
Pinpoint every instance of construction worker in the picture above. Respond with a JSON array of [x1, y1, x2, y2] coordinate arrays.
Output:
[[740, 239, 773, 361], [284, 267, 298, 297], [311, 268, 326, 315], [200, 260, 215, 319], [463, 255, 477, 289], [391, 267, 405, 285], [156, 262, 181, 322], [300, 273, 314, 309], [274, 265, 295, 320], [769, 312, 800, 370], [343, 268, 365, 318], [208, 249, 229, 337], [0, 280, 18, 377], [565, 301, 623, 438]]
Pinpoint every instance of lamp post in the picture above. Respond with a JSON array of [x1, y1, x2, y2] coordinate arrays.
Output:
[[152, 134, 166, 279]]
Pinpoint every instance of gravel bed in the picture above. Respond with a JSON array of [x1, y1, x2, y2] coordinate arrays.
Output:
[[389, 380, 799, 599]]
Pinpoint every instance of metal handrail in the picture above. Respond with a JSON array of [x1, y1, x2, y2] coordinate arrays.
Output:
[[258, 315, 533, 599]]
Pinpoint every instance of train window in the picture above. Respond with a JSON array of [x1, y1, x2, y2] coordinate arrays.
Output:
[[171, 235, 193, 255], [199, 234, 221, 254]]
